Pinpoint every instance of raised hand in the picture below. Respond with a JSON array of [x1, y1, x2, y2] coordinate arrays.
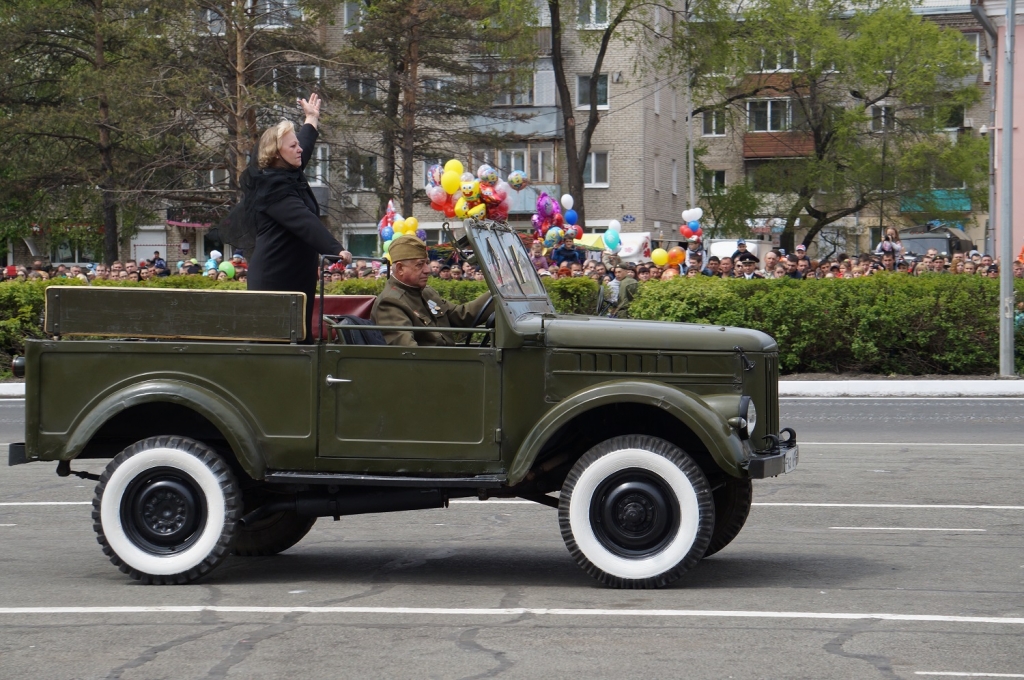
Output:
[[299, 92, 321, 127]]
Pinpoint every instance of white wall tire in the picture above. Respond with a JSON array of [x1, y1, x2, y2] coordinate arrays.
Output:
[[91, 437, 241, 584], [558, 435, 714, 588]]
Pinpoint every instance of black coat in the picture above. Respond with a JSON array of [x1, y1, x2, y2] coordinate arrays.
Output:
[[246, 124, 343, 341]]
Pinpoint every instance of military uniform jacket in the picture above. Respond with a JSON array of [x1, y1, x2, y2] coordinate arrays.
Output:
[[371, 278, 492, 346], [612, 277, 638, 317]]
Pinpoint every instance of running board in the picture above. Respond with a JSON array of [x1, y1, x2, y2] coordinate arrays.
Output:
[[265, 471, 507, 488]]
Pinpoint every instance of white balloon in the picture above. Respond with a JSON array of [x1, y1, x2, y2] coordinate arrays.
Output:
[[560, 194, 574, 211], [692, 207, 703, 221], [682, 209, 695, 222], [394, 214, 404, 222], [607, 219, 622, 232]]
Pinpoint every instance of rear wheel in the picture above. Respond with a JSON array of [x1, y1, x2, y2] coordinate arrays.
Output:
[[703, 478, 753, 557], [558, 435, 714, 589], [92, 436, 241, 584]]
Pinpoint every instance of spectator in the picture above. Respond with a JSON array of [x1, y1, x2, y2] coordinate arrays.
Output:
[[874, 227, 903, 260], [881, 252, 896, 272], [473, 269, 485, 282], [981, 254, 994, 268], [205, 249, 223, 271], [718, 256, 734, 278], [570, 262, 583, 277], [231, 251, 247, 273], [648, 265, 661, 280], [557, 264, 572, 279], [550, 237, 586, 267], [217, 271, 229, 281], [462, 261, 474, 277], [429, 260, 441, 276], [736, 252, 763, 279], [451, 267, 464, 281], [205, 268, 218, 279], [785, 255, 804, 279], [684, 252, 711, 276], [731, 238, 750, 262], [929, 258, 946, 273], [661, 268, 678, 280], [438, 265, 452, 280], [151, 251, 167, 268], [1014, 261, 1024, 279], [986, 264, 999, 279], [706, 256, 720, 277], [530, 241, 550, 271], [636, 266, 651, 282], [763, 250, 778, 274]]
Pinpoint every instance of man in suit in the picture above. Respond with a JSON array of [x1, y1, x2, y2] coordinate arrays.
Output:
[[371, 235, 491, 346]]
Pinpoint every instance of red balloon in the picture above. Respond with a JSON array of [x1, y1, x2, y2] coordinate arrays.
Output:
[[695, 227, 703, 237], [680, 225, 694, 238], [479, 184, 503, 207], [574, 225, 584, 239], [553, 212, 564, 227]]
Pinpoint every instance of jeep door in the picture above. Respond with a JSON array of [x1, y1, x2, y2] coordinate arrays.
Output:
[[317, 344, 502, 466]]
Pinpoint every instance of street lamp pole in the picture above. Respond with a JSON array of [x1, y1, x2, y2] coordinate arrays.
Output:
[[1000, 0, 1016, 376]]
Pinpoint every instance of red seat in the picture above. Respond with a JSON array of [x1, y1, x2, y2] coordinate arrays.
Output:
[[311, 295, 376, 340]]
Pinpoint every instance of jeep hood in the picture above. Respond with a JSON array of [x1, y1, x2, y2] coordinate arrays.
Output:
[[542, 316, 777, 353]]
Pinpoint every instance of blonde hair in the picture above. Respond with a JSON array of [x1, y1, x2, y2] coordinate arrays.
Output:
[[258, 120, 296, 168]]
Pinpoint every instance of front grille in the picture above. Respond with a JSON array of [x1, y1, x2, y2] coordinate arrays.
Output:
[[764, 352, 779, 435]]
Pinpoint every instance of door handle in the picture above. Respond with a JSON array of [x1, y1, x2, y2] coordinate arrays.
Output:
[[325, 374, 351, 386]]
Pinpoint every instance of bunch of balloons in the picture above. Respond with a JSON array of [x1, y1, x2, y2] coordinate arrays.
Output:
[[602, 219, 622, 252], [533, 193, 584, 245], [425, 159, 521, 222], [680, 207, 704, 241], [377, 198, 426, 257]]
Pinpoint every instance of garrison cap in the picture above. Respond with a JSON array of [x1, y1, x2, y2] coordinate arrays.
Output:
[[736, 252, 760, 264], [389, 235, 428, 262]]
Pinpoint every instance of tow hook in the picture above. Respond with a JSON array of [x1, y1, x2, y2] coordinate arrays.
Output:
[[56, 460, 100, 481]]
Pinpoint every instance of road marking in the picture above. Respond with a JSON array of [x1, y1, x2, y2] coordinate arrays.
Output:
[[915, 674, 1024, 678], [774, 395, 1024, 401], [0, 524, 15, 527], [800, 442, 1024, 447], [0, 606, 1022, 625], [0, 502, 90, 506], [755, 503, 1024, 510], [830, 527, 986, 532]]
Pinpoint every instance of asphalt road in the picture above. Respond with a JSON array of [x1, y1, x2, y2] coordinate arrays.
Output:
[[0, 398, 1022, 679]]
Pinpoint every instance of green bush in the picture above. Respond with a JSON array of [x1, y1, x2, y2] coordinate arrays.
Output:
[[630, 275, 1024, 375]]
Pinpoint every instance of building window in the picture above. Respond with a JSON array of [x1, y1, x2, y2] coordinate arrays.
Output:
[[653, 80, 661, 115], [306, 145, 330, 186], [671, 159, 678, 195], [583, 151, 609, 187], [703, 109, 726, 136], [208, 168, 230, 190], [702, 170, 726, 194], [345, 78, 376, 110], [500, 148, 527, 177], [51, 241, 96, 264], [346, 153, 375, 190], [962, 32, 980, 61], [748, 100, 790, 132], [493, 74, 535, 106], [253, 0, 300, 27], [530, 144, 556, 182], [579, 0, 609, 28], [654, 155, 661, 192], [752, 49, 797, 72], [202, 8, 225, 34], [342, 1, 362, 32], [275, 65, 321, 98], [577, 74, 608, 109], [871, 105, 895, 132]]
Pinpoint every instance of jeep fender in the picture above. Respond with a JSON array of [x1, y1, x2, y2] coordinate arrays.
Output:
[[64, 379, 266, 479], [508, 380, 747, 485]]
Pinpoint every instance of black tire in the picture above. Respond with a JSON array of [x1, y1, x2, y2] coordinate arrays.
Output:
[[233, 511, 317, 556], [92, 436, 241, 585], [558, 435, 714, 589], [703, 478, 753, 558]]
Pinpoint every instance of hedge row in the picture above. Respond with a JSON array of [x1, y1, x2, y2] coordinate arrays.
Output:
[[629, 275, 1024, 375], [0, 275, 1019, 376]]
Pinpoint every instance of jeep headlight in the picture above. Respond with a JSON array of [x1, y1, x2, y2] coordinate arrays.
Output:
[[728, 396, 757, 439]]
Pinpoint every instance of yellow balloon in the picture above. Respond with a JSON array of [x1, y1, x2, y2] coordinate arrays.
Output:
[[454, 196, 469, 219], [441, 171, 461, 195], [444, 159, 464, 176], [393, 218, 406, 233], [651, 248, 669, 267], [405, 216, 419, 231]]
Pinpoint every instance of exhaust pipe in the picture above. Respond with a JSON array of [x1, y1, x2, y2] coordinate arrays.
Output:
[[240, 488, 447, 526]]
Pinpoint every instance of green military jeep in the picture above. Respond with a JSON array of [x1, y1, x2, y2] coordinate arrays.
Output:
[[9, 219, 797, 588]]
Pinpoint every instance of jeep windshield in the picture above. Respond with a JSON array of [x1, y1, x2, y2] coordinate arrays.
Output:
[[467, 221, 556, 317]]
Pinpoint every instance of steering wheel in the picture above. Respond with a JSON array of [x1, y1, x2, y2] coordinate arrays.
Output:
[[464, 295, 495, 347]]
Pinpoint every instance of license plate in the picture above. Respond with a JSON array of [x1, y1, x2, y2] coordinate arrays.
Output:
[[784, 446, 799, 473]]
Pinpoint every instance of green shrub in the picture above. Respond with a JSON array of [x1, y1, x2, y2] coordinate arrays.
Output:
[[631, 274, 1022, 375]]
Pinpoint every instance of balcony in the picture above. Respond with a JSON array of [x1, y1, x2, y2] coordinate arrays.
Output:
[[536, 27, 552, 55], [743, 132, 815, 159]]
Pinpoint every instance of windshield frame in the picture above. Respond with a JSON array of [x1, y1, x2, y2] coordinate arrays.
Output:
[[463, 220, 556, 322]]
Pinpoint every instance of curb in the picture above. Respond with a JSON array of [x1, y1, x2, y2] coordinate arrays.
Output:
[[2, 381, 1021, 399], [780, 380, 1024, 398], [0, 384, 24, 398]]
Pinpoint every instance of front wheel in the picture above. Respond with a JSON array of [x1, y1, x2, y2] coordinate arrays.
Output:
[[92, 436, 241, 584], [558, 435, 714, 588]]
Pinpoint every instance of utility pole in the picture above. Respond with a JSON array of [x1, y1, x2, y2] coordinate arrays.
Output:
[[1000, 0, 1016, 376]]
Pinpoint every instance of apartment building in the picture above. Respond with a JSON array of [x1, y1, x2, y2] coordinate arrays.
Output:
[[698, 0, 992, 256]]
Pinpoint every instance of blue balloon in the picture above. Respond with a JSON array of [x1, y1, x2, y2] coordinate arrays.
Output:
[[381, 226, 394, 241], [603, 230, 620, 250], [688, 220, 700, 230], [564, 209, 578, 226]]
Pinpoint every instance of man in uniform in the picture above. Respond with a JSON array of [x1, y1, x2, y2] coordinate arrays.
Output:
[[372, 235, 492, 346], [610, 263, 638, 317], [736, 252, 764, 279]]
